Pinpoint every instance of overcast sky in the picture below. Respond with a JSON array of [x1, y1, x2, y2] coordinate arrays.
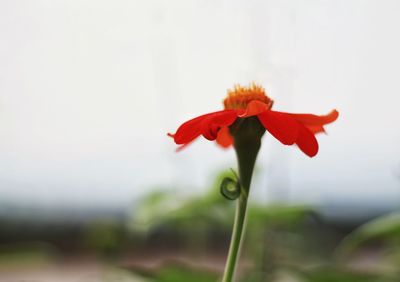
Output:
[[1, 0, 399, 213]]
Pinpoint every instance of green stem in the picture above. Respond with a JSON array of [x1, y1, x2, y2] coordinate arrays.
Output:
[[222, 120, 262, 282], [222, 193, 249, 282]]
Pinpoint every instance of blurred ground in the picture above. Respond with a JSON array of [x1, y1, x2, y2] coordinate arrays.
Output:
[[0, 257, 107, 282], [0, 252, 227, 282], [0, 250, 392, 282]]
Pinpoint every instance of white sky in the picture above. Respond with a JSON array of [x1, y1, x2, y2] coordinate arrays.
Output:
[[0, 0, 400, 212]]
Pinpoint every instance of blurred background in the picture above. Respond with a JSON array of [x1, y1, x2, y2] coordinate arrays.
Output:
[[1, 0, 400, 281]]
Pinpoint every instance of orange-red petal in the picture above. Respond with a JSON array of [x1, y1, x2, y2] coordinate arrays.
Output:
[[257, 110, 299, 145], [216, 126, 233, 148], [289, 110, 338, 135], [169, 112, 216, 145], [257, 110, 320, 157], [169, 110, 237, 146], [201, 110, 237, 140], [289, 110, 339, 126], [237, 100, 270, 117], [303, 125, 325, 134], [295, 124, 319, 157]]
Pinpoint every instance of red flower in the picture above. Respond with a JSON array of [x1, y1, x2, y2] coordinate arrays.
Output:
[[168, 83, 338, 157]]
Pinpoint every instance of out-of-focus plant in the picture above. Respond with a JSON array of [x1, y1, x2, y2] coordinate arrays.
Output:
[[132, 265, 219, 282], [0, 243, 56, 269], [337, 212, 400, 251], [83, 219, 128, 258], [129, 170, 236, 251], [243, 204, 317, 281], [335, 212, 400, 279], [295, 265, 397, 282]]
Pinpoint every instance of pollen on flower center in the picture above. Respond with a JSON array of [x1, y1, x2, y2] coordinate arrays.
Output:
[[223, 83, 273, 110]]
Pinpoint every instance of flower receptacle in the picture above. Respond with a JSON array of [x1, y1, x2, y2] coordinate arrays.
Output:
[[230, 117, 265, 192]]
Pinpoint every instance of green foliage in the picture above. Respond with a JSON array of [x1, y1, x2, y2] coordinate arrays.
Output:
[[297, 266, 396, 282], [154, 266, 218, 282], [337, 212, 400, 255], [0, 243, 55, 269], [130, 170, 237, 234], [83, 219, 126, 257], [247, 204, 315, 228], [131, 170, 315, 236], [132, 265, 218, 282]]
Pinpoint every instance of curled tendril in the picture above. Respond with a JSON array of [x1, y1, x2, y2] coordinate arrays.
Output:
[[220, 169, 241, 200]]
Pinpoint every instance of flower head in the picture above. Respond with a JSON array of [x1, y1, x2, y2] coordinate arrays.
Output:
[[224, 83, 273, 110], [168, 83, 338, 157]]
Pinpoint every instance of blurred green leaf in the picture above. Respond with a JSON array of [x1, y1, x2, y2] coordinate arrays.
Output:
[[298, 266, 395, 282], [336, 212, 400, 255], [130, 170, 237, 233], [155, 266, 218, 282], [247, 205, 315, 228], [83, 219, 125, 256], [131, 170, 315, 234], [132, 265, 218, 282], [0, 243, 56, 269]]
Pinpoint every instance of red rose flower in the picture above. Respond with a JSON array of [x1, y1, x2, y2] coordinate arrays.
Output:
[[168, 83, 338, 157]]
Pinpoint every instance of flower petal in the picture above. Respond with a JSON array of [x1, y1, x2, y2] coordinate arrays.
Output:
[[170, 111, 226, 144], [289, 110, 339, 126], [258, 110, 319, 157], [216, 126, 233, 148], [201, 110, 237, 140], [288, 110, 338, 135], [238, 100, 270, 117], [296, 124, 319, 157], [303, 125, 326, 134], [257, 110, 299, 145]]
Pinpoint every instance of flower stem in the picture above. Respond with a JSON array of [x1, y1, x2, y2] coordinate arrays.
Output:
[[222, 192, 249, 282], [222, 119, 262, 282]]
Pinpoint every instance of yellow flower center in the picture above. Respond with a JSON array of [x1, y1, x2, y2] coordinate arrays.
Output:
[[223, 83, 274, 110]]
